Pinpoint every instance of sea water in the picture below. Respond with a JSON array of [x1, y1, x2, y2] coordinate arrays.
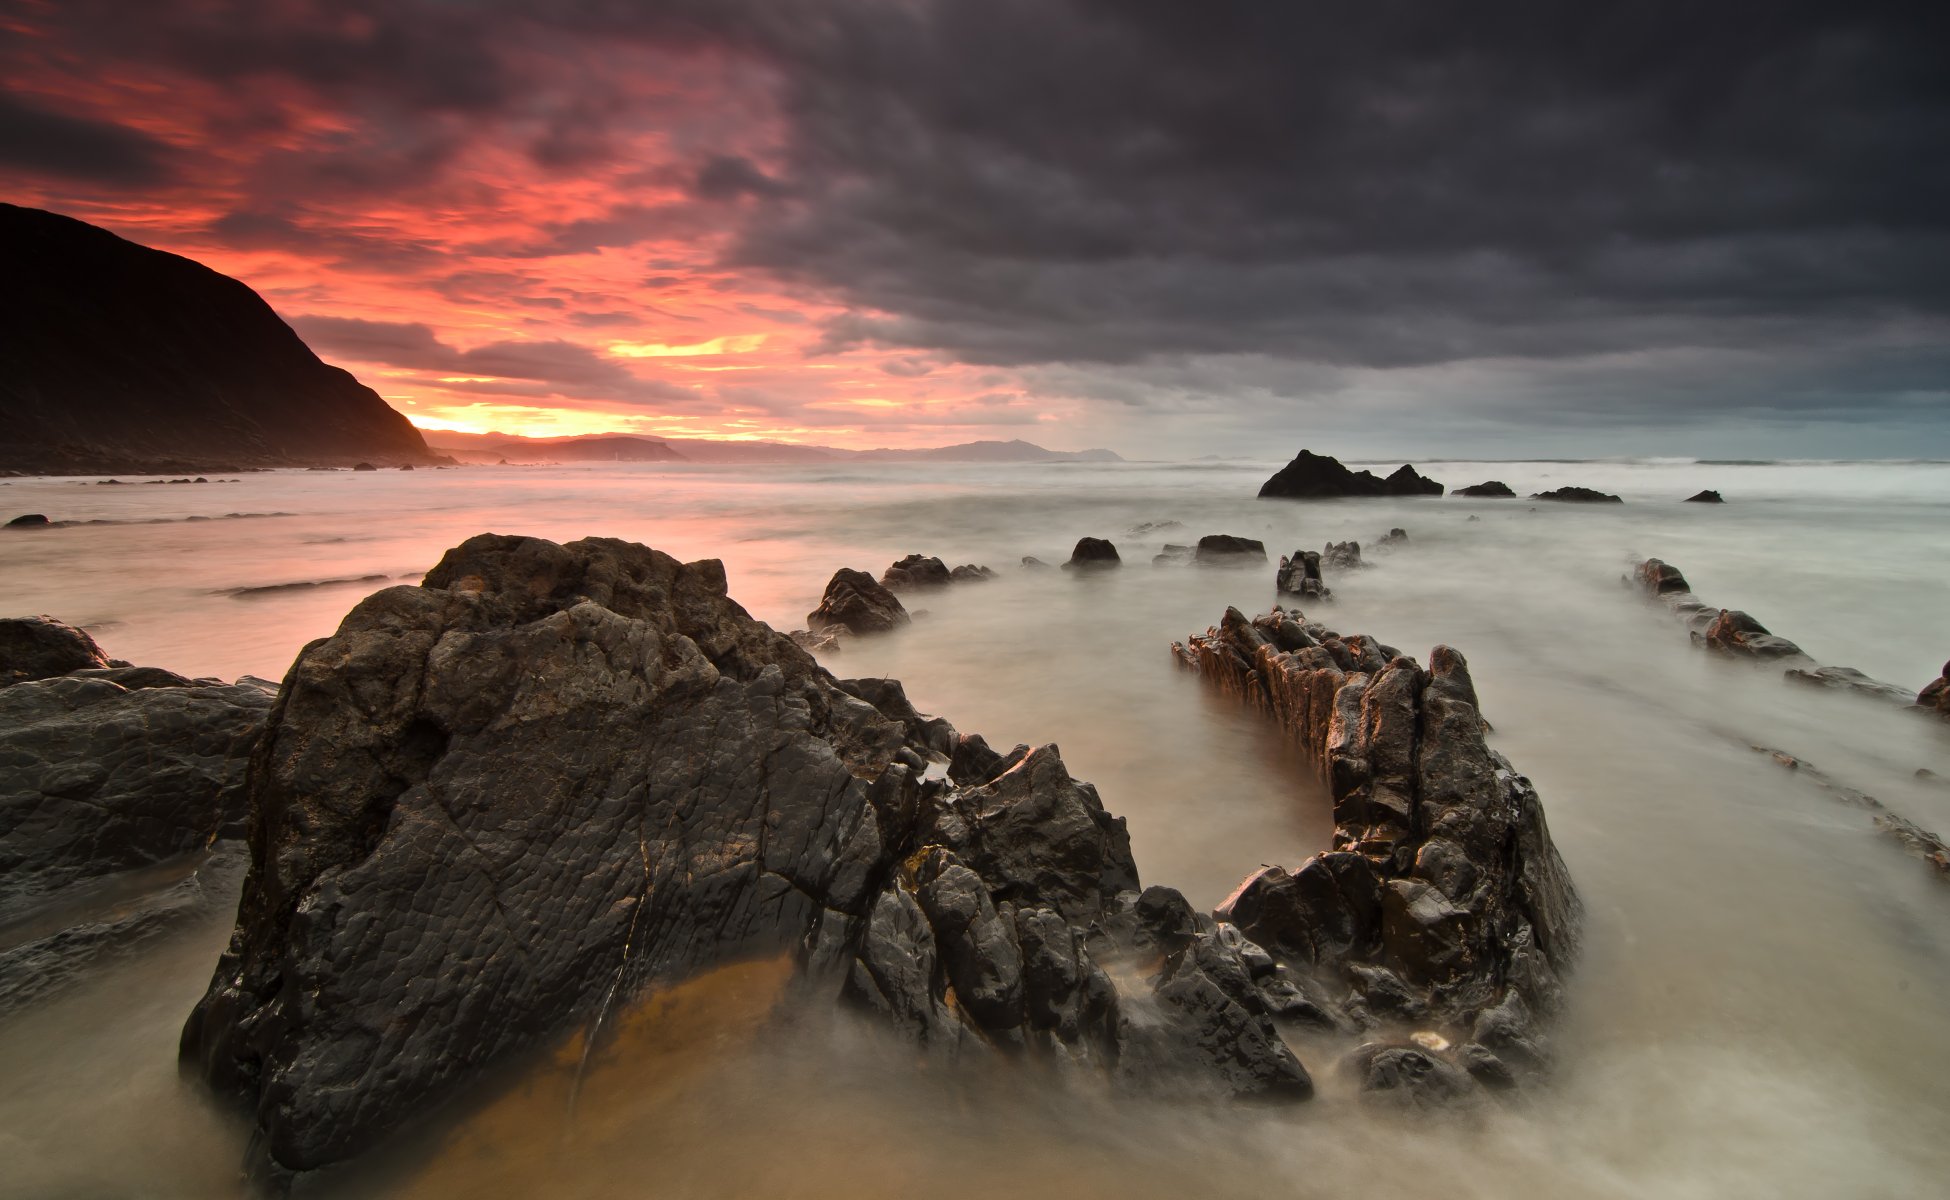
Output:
[[2, 458, 1947, 1198]]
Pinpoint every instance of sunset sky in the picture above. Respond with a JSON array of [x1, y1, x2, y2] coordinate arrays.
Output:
[[3, 1, 1945, 458]]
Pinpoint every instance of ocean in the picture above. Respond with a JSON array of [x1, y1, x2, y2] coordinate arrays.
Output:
[[3, 456, 1948, 1198]]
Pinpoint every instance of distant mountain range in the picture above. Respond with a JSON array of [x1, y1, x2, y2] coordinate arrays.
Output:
[[0, 204, 440, 474], [426, 432, 1123, 466]]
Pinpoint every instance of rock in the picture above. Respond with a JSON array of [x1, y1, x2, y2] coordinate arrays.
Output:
[[1530, 486, 1622, 503], [1377, 528, 1408, 547], [789, 628, 841, 654], [1257, 450, 1445, 499], [7, 513, 49, 526], [1633, 558, 1691, 595], [0, 660, 271, 917], [1323, 541, 1362, 570], [352, 462, 378, 471], [1455, 481, 1515, 498], [1175, 610, 1581, 1085], [1784, 665, 1916, 703], [808, 568, 910, 635], [1695, 610, 1808, 662], [1684, 489, 1724, 503], [1342, 1042, 1480, 1108], [1276, 551, 1330, 600], [1195, 535, 1267, 564], [948, 563, 997, 582], [1, 615, 112, 685], [1063, 537, 1121, 570], [1919, 661, 1950, 721], [1153, 544, 1195, 566], [1130, 520, 1183, 536], [1020, 556, 1052, 570], [881, 553, 953, 590], [182, 535, 1313, 1184]]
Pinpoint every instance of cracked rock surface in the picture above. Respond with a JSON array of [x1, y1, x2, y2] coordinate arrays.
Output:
[[1172, 606, 1581, 1097], [182, 534, 1312, 1185]]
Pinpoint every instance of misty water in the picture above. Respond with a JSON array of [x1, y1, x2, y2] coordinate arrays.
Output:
[[4, 458, 1949, 1198]]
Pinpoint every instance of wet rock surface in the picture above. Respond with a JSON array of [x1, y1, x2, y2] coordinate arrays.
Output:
[[1455, 481, 1515, 498], [181, 534, 1313, 1185], [1919, 661, 1950, 721], [1063, 537, 1121, 570], [1, 648, 271, 917], [1276, 551, 1330, 600], [1172, 606, 1582, 1098], [881, 553, 953, 590], [807, 567, 910, 635], [1258, 450, 1445, 499], [1, 614, 113, 686], [1194, 534, 1267, 564], [1531, 486, 1622, 503]]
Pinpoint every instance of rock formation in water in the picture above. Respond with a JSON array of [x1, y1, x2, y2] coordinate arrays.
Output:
[[1684, 490, 1724, 503], [1323, 541, 1363, 570], [1063, 537, 1121, 570], [948, 563, 997, 582], [1257, 450, 1445, 499], [1172, 606, 1581, 1100], [7, 513, 50, 527], [1455, 481, 1515, 498], [180, 535, 1312, 1185], [1276, 551, 1330, 600], [881, 554, 953, 590], [1530, 486, 1622, 503], [0, 204, 439, 474], [808, 568, 910, 635], [1378, 527, 1408, 547], [0, 617, 272, 1011], [1194, 534, 1267, 564], [1921, 662, 1950, 720]]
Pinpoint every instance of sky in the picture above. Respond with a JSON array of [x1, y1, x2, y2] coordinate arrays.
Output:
[[2, 0, 1946, 459]]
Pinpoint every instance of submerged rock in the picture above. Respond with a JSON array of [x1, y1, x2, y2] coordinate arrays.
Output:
[[1, 615, 113, 685], [1258, 450, 1445, 499], [1455, 482, 1515, 498], [1173, 608, 1582, 1095], [181, 535, 1311, 1185], [1530, 486, 1622, 503], [1195, 534, 1267, 564], [881, 553, 953, 590], [1684, 490, 1724, 503], [1063, 537, 1121, 570], [1378, 527, 1408, 547], [808, 567, 909, 635], [1784, 665, 1916, 702], [949, 563, 997, 582], [1323, 541, 1363, 570], [1276, 551, 1329, 600]]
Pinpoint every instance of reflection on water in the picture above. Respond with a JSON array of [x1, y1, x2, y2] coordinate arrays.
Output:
[[2, 459, 1948, 1198]]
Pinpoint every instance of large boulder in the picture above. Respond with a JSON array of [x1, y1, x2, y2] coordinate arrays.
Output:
[[1276, 551, 1329, 600], [1, 615, 113, 686], [181, 535, 1311, 1185], [1, 662, 270, 917], [1530, 486, 1622, 503], [1173, 608, 1581, 1097], [1696, 609, 1809, 662], [1258, 450, 1445, 499], [808, 567, 909, 634], [1454, 481, 1515, 498], [1063, 537, 1121, 570]]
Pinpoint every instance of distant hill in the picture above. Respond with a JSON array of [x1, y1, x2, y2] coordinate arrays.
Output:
[[485, 436, 684, 463], [425, 431, 1119, 465], [0, 204, 438, 474]]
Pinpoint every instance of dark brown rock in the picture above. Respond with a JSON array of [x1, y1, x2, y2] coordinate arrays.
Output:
[[1684, 489, 1724, 503], [1258, 450, 1445, 499], [1455, 481, 1515, 497], [1, 615, 112, 686], [881, 553, 952, 590], [808, 567, 910, 634], [1195, 534, 1267, 564], [1276, 551, 1329, 600], [6, 513, 49, 527], [1063, 537, 1121, 570], [1530, 486, 1622, 503]]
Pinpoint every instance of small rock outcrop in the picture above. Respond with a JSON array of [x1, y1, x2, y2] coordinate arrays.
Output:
[[1455, 482, 1515, 498], [1684, 490, 1724, 503], [948, 563, 997, 582], [881, 554, 953, 590], [1257, 450, 1445, 499], [1153, 543, 1194, 566], [1378, 528, 1408, 547], [1919, 661, 1950, 721], [1195, 534, 1267, 564], [1323, 541, 1363, 570], [808, 568, 910, 635], [7, 513, 50, 527], [1, 614, 113, 685], [1698, 609, 1808, 661], [1172, 607, 1581, 1097], [181, 535, 1312, 1185], [1063, 537, 1121, 571], [1276, 551, 1329, 600], [1531, 487, 1622, 503]]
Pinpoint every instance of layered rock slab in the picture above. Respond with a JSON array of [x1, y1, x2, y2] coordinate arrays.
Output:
[[182, 535, 1310, 1184], [1172, 607, 1581, 1092]]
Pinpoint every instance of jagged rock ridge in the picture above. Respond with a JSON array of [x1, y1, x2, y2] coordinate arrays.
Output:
[[180, 535, 1311, 1185], [1172, 606, 1581, 1097], [0, 204, 436, 473], [1258, 450, 1444, 499]]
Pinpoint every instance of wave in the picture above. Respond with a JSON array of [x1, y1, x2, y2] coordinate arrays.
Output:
[[219, 572, 418, 599]]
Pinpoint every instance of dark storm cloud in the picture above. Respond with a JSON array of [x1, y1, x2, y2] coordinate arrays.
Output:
[[0, 90, 175, 185]]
